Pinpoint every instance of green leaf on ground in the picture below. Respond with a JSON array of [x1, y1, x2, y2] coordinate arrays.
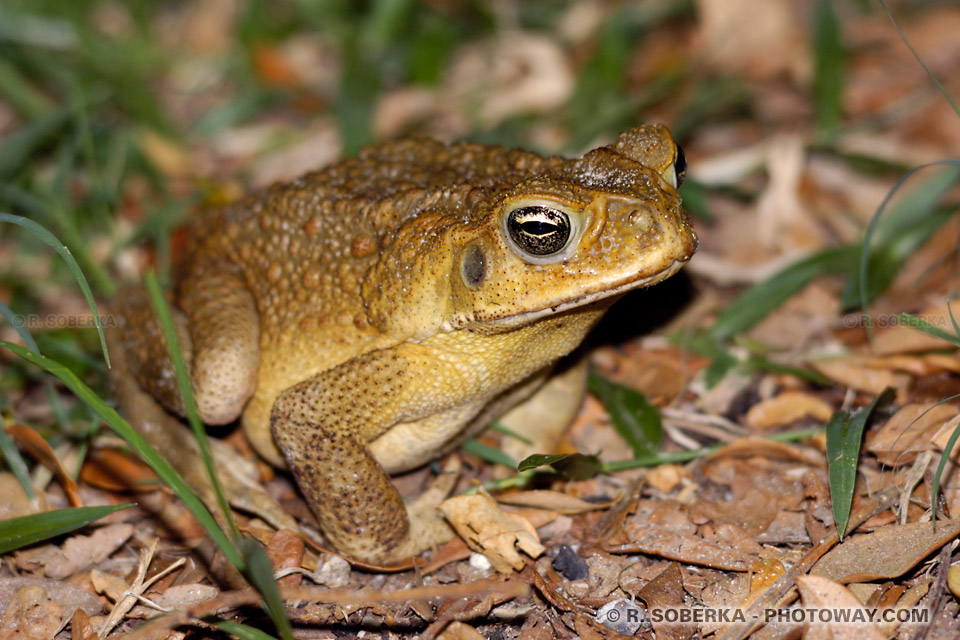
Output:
[[826, 388, 895, 539]]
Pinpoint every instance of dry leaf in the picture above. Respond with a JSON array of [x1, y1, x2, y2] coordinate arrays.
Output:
[[866, 403, 957, 465], [496, 490, 617, 514], [19, 524, 134, 580], [129, 584, 219, 618], [931, 414, 960, 460], [0, 577, 101, 626], [695, 0, 806, 80], [265, 529, 304, 587], [796, 575, 885, 640], [439, 493, 545, 573], [6, 425, 82, 507], [0, 585, 62, 640], [871, 301, 960, 355], [646, 465, 689, 493], [0, 473, 44, 520], [707, 437, 823, 466], [948, 565, 960, 598], [812, 518, 960, 582], [437, 621, 486, 640], [79, 447, 160, 493], [137, 130, 192, 177], [639, 564, 696, 640], [612, 523, 756, 572], [745, 391, 834, 429], [811, 357, 910, 396], [91, 570, 129, 603], [446, 32, 573, 128]]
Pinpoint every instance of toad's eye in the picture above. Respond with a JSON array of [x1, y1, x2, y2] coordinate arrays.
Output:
[[506, 206, 571, 257], [674, 144, 687, 187]]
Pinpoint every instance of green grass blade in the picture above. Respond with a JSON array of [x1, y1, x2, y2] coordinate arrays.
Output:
[[948, 301, 960, 338], [0, 106, 69, 179], [0, 298, 39, 354], [0, 504, 133, 555], [144, 271, 239, 540], [878, 0, 960, 119], [897, 313, 960, 348], [0, 426, 36, 502], [812, 0, 844, 134], [0, 57, 53, 118], [588, 370, 662, 458], [239, 538, 293, 640], [461, 439, 519, 468], [213, 620, 279, 640], [932, 419, 960, 525], [0, 341, 244, 569], [857, 162, 960, 328], [710, 246, 857, 342], [0, 213, 110, 367], [489, 421, 534, 446], [826, 388, 894, 539]]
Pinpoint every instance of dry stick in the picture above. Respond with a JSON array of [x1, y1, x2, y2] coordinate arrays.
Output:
[[114, 580, 529, 638], [716, 484, 901, 640], [912, 542, 952, 640]]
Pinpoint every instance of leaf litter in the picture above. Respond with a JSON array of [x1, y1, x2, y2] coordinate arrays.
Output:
[[2, 0, 960, 638]]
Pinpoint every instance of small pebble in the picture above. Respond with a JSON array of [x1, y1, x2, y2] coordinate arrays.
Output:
[[469, 552, 492, 571], [596, 598, 645, 635], [552, 545, 589, 580]]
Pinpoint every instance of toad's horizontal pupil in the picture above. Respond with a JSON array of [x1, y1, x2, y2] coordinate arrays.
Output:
[[521, 221, 556, 236]]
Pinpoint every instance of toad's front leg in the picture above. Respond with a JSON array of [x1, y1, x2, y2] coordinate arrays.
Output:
[[269, 345, 479, 565]]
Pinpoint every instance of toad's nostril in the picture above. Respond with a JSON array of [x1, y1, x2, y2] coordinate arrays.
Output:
[[627, 208, 655, 233]]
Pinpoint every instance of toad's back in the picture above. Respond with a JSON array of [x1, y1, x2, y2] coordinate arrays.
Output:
[[176, 139, 561, 338]]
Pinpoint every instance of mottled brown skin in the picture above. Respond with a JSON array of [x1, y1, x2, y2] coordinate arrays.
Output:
[[111, 125, 697, 564]]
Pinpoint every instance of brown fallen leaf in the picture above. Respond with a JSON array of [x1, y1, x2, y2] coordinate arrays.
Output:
[[0, 577, 102, 626], [931, 413, 960, 461], [871, 301, 960, 355], [265, 529, 304, 587], [795, 575, 885, 640], [71, 608, 97, 640], [445, 32, 573, 129], [18, 523, 134, 580], [439, 492, 545, 573], [646, 464, 690, 493], [810, 357, 910, 396], [949, 565, 960, 598], [129, 583, 220, 618], [79, 447, 161, 493], [750, 558, 786, 594], [6, 424, 82, 507], [0, 585, 62, 640], [611, 523, 756, 572], [90, 569, 129, 604], [639, 563, 695, 640], [436, 621, 486, 640], [866, 402, 957, 465], [497, 490, 619, 514], [744, 391, 833, 429], [0, 472, 45, 520], [811, 518, 960, 583], [705, 437, 824, 466], [694, 0, 806, 80]]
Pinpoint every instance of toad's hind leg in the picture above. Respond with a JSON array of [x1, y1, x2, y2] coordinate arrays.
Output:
[[112, 270, 259, 425], [108, 275, 296, 531]]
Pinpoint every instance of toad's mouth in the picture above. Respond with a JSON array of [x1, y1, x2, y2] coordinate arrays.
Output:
[[453, 256, 692, 331]]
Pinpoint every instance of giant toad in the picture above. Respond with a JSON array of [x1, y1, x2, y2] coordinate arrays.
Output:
[[110, 125, 697, 564]]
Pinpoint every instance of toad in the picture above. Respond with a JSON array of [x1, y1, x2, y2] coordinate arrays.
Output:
[[109, 125, 697, 564]]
